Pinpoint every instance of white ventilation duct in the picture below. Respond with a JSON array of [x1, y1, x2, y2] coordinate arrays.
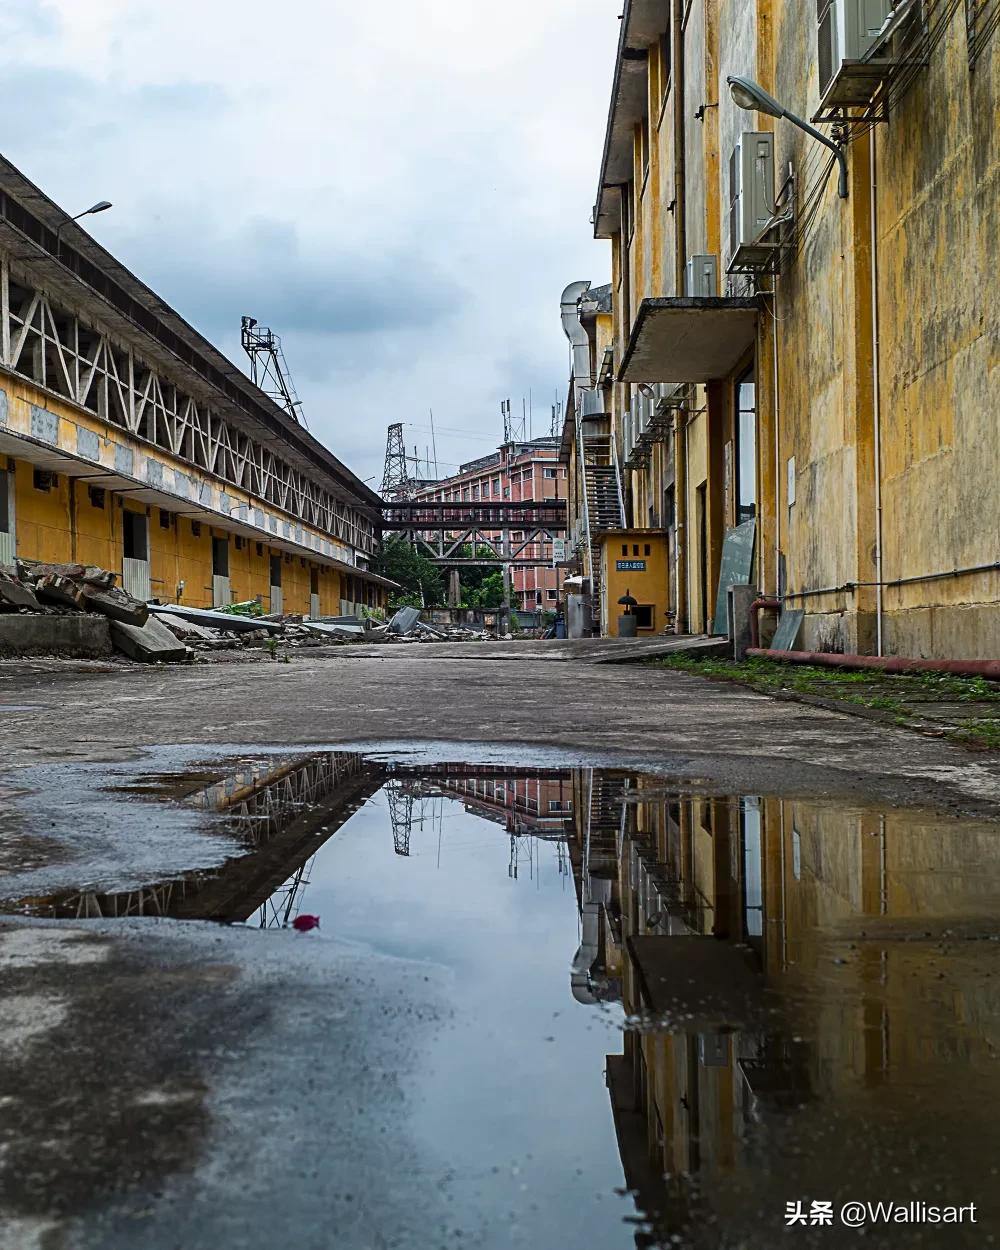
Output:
[[560, 279, 593, 390]]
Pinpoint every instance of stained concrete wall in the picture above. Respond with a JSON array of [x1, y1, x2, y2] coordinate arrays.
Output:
[[594, 0, 999, 657]]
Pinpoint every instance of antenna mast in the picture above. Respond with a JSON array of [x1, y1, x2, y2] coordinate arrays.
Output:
[[381, 423, 413, 499]]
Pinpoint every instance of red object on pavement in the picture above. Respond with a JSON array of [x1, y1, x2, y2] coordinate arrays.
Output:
[[292, 914, 321, 932]]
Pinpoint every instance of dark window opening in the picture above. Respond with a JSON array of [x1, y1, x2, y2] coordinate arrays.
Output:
[[735, 368, 757, 526], [256, 542, 264, 557], [33, 469, 56, 492], [123, 511, 148, 561], [88, 486, 106, 509], [212, 536, 229, 577], [159, 509, 171, 529], [634, 604, 654, 630], [0, 470, 9, 533], [621, 544, 628, 557], [633, 544, 639, 556], [234, 536, 245, 551], [644, 543, 651, 556], [270, 556, 282, 588], [191, 521, 202, 537]]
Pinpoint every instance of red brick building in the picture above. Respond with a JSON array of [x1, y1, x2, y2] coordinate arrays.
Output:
[[415, 437, 567, 612]]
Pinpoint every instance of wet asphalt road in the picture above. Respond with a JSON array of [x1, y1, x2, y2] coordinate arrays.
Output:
[[3, 642, 1000, 1249]]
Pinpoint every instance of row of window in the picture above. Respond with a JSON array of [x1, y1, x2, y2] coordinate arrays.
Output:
[[429, 466, 564, 503]]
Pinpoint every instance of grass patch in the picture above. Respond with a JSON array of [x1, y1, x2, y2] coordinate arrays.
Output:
[[649, 654, 1000, 747]]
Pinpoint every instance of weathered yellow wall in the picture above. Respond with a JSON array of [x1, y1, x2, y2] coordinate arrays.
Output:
[[1, 370, 386, 614]]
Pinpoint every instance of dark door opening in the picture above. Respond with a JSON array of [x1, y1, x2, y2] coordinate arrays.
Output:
[[212, 536, 229, 578], [122, 511, 148, 561], [270, 555, 282, 588]]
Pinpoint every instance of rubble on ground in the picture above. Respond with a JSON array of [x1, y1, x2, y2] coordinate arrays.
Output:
[[0, 558, 506, 662]]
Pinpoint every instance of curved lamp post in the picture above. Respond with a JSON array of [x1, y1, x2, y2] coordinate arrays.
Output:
[[55, 200, 113, 255], [727, 76, 848, 199]]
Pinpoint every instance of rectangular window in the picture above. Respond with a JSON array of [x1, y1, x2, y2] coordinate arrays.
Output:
[[256, 542, 264, 557], [88, 486, 106, 510], [621, 544, 628, 557], [32, 469, 55, 492], [546, 589, 558, 601], [634, 604, 654, 630], [544, 468, 557, 479], [0, 470, 8, 534], [191, 520, 202, 538], [234, 535, 245, 551], [159, 509, 171, 529], [644, 543, 651, 556], [270, 555, 282, 588], [735, 369, 757, 525]]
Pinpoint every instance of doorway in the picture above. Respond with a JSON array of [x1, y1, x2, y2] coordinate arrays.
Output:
[[0, 464, 13, 566], [696, 482, 708, 634], [121, 509, 151, 601], [309, 567, 321, 619], [212, 535, 231, 607], [269, 554, 283, 614]]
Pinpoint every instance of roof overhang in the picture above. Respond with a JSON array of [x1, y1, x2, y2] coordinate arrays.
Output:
[[0, 155, 384, 519], [618, 297, 759, 384], [0, 427, 396, 589], [594, 0, 671, 239]]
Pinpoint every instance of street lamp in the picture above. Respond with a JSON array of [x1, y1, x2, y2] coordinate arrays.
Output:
[[727, 75, 848, 199], [54, 200, 113, 255]]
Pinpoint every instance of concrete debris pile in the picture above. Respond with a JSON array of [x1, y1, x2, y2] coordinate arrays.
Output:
[[382, 607, 498, 643]]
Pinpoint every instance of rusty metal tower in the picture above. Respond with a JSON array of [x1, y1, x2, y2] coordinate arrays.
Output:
[[381, 422, 413, 499]]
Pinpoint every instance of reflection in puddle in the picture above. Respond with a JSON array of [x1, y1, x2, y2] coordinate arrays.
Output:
[[8, 754, 1000, 1245]]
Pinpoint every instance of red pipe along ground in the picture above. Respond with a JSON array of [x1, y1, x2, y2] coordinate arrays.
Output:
[[745, 648, 1000, 681]]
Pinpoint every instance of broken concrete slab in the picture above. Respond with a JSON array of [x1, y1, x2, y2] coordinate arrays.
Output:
[[0, 614, 112, 657], [16, 560, 116, 588], [110, 616, 189, 663], [34, 575, 86, 611], [388, 607, 421, 635], [147, 603, 283, 634], [154, 612, 222, 643], [80, 584, 149, 626], [0, 574, 41, 612]]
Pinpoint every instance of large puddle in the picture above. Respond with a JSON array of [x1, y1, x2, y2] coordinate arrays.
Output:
[[3, 749, 1000, 1246]]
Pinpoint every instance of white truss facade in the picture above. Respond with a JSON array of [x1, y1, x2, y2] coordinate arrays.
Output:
[[0, 254, 377, 555]]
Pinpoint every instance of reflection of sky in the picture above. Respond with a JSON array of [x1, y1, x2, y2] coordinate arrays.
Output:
[[290, 789, 637, 1249]]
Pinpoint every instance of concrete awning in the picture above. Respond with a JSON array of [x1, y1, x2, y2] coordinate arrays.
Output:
[[618, 297, 759, 384]]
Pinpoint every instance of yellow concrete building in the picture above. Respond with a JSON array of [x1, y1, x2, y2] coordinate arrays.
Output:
[[564, 1, 1000, 656], [0, 156, 393, 616]]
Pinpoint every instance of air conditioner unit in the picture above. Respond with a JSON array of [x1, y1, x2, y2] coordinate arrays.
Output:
[[817, 0, 896, 108], [686, 254, 719, 297], [727, 132, 778, 274]]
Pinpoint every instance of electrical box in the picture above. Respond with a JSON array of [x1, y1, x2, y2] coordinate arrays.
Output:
[[817, 0, 897, 108], [727, 132, 777, 274], [686, 254, 719, 297]]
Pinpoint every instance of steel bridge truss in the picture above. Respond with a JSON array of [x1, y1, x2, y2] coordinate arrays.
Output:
[[381, 500, 568, 567], [0, 256, 376, 555]]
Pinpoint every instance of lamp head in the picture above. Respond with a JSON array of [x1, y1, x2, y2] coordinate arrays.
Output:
[[86, 200, 113, 216], [727, 75, 785, 119]]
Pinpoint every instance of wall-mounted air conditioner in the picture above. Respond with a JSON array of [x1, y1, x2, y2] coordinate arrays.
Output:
[[727, 132, 778, 275], [817, 0, 897, 109], [686, 255, 719, 297]]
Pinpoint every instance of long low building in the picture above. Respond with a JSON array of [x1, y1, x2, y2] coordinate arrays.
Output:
[[0, 155, 394, 617]]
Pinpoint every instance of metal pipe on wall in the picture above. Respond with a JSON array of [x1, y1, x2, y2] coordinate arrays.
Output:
[[672, 0, 688, 634], [870, 128, 885, 656]]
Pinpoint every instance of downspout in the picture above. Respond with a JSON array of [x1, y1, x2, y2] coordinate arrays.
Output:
[[672, 0, 688, 634], [672, 0, 687, 296], [870, 129, 884, 656], [772, 276, 781, 598]]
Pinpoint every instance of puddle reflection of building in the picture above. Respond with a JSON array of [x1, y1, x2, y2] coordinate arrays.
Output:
[[16, 752, 384, 924], [596, 782, 1000, 1242], [400, 767, 575, 880]]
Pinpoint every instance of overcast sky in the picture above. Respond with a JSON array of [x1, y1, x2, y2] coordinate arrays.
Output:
[[1, 0, 616, 484]]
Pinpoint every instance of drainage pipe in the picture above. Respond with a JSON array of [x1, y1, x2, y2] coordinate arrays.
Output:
[[870, 128, 885, 657], [749, 596, 780, 648], [745, 648, 1000, 680]]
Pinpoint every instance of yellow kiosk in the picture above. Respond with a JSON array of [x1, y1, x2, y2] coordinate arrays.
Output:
[[598, 529, 671, 638]]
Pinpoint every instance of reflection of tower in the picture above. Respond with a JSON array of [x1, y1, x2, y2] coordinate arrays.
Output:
[[387, 780, 413, 857], [382, 423, 413, 499], [258, 853, 317, 928]]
